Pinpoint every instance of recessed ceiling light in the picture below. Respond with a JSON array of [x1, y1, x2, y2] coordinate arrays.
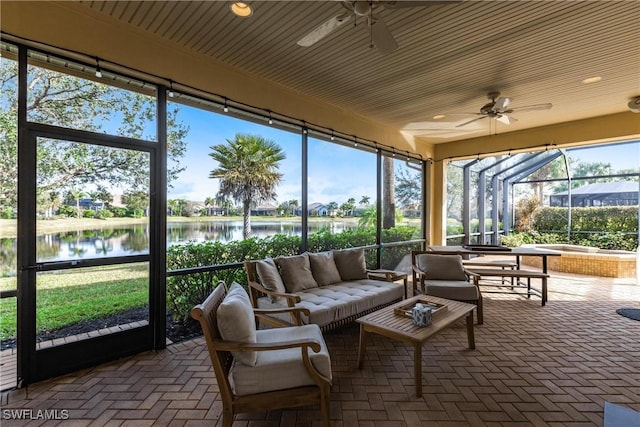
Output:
[[230, 2, 253, 17], [582, 76, 602, 84], [433, 114, 446, 120]]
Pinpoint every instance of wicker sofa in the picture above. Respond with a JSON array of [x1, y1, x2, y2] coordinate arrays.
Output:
[[244, 248, 405, 331]]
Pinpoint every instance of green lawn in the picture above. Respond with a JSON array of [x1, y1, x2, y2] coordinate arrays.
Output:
[[0, 263, 148, 341]]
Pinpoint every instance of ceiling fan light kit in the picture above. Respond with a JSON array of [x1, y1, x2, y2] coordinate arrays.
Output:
[[628, 96, 640, 113], [454, 91, 553, 128]]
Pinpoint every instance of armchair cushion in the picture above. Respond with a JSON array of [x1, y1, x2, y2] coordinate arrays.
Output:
[[308, 251, 342, 286], [229, 323, 332, 396], [217, 282, 258, 366], [276, 253, 318, 293], [423, 279, 479, 300], [255, 258, 287, 302], [333, 248, 368, 280], [416, 254, 467, 281]]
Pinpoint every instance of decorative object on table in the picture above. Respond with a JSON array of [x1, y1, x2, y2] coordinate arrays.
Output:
[[411, 303, 433, 327], [394, 297, 446, 320]]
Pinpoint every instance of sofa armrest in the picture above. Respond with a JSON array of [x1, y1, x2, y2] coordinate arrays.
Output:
[[254, 307, 311, 317], [367, 269, 407, 282], [248, 280, 301, 305]]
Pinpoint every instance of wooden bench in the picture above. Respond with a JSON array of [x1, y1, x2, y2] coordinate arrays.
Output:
[[462, 259, 518, 286], [462, 259, 518, 269], [465, 268, 549, 306]]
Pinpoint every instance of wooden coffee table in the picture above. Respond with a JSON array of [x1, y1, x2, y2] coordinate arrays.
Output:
[[356, 295, 476, 397]]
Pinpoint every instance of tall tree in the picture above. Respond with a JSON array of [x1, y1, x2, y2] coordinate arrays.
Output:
[[204, 196, 215, 216], [0, 59, 188, 213], [526, 157, 566, 201], [209, 133, 285, 239], [65, 188, 86, 218], [359, 196, 371, 206], [395, 168, 421, 209], [326, 201, 339, 216], [383, 157, 395, 228]]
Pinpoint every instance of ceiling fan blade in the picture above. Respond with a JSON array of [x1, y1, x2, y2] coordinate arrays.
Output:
[[496, 114, 517, 125], [456, 116, 488, 128], [370, 17, 398, 55], [297, 14, 351, 47], [493, 96, 512, 112], [510, 103, 553, 112]]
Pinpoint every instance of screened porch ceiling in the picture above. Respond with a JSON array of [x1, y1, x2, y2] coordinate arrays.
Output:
[[72, 1, 639, 144]]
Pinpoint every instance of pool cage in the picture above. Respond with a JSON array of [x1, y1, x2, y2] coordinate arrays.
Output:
[[445, 141, 640, 246]]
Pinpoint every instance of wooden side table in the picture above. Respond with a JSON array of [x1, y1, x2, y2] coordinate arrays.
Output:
[[368, 269, 409, 299]]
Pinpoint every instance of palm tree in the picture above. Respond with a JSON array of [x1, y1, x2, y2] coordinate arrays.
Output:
[[204, 196, 215, 216], [209, 133, 285, 239], [359, 195, 370, 206], [66, 188, 85, 218]]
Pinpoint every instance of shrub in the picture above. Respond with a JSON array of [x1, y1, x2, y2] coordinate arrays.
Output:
[[95, 209, 113, 219], [83, 210, 95, 218], [0, 207, 14, 219], [166, 225, 421, 322], [109, 207, 128, 217]]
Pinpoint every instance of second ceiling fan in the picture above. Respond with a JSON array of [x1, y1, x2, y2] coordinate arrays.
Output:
[[454, 92, 553, 128], [297, 1, 454, 55]]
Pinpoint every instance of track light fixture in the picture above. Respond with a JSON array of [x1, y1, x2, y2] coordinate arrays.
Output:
[[95, 58, 102, 78], [330, 130, 335, 141], [168, 80, 175, 98], [268, 111, 273, 124], [354, 136, 358, 147], [223, 98, 229, 113]]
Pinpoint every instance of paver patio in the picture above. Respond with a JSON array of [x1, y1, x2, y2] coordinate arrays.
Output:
[[2, 271, 639, 426]]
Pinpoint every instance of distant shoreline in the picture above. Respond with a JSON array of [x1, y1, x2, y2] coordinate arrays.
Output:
[[0, 216, 397, 238]]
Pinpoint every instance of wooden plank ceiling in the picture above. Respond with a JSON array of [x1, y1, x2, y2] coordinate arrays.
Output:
[[78, 1, 640, 144]]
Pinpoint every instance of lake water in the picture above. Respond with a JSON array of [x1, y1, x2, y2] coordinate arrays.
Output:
[[3, 220, 359, 264]]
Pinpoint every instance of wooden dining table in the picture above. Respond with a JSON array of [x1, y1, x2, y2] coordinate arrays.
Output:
[[426, 245, 561, 305], [426, 245, 560, 275]]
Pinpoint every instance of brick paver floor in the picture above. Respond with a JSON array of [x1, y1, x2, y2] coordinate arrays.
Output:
[[2, 271, 640, 426]]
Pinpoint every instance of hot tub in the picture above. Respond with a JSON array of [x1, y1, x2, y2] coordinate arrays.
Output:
[[521, 244, 637, 278]]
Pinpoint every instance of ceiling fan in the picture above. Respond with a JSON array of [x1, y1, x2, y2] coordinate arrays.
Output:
[[297, 1, 454, 55], [454, 92, 553, 128]]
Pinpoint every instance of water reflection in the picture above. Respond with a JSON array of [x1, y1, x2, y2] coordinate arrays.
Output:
[[1, 221, 358, 266]]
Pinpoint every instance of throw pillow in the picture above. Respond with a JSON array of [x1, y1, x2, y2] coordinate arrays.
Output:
[[217, 282, 257, 366], [417, 254, 468, 281], [275, 253, 318, 293], [255, 258, 287, 302], [333, 248, 368, 280], [308, 251, 342, 286]]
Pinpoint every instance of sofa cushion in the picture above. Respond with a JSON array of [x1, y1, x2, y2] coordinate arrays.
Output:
[[275, 253, 318, 293], [333, 248, 368, 280], [255, 258, 286, 302], [256, 279, 403, 328], [416, 253, 467, 281], [308, 251, 342, 286], [228, 324, 332, 396], [217, 282, 257, 366]]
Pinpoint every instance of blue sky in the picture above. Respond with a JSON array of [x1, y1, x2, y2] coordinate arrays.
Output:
[[167, 104, 382, 204], [166, 102, 638, 204], [566, 141, 640, 171]]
